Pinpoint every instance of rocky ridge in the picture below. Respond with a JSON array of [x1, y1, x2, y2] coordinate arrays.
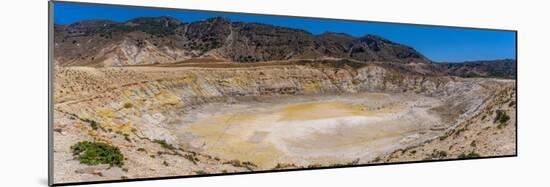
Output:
[[54, 16, 431, 66]]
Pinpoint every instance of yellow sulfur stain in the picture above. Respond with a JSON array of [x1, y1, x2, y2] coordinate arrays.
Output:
[[96, 109, 116, 119], [189, 117, 290, 167], [217, 78, 244, 87], [281, 101, 369, 121], [100, 122, 134, 135], [154, 90, 181, 106], [187, 100, 404, 168], [303, 80, 321, 94]]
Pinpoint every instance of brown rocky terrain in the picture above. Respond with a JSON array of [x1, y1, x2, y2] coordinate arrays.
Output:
[[53, 17, 431, 66], [52, 16, 516, 184]]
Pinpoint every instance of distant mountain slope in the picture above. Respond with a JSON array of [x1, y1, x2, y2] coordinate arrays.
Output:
[[53, 16, 431, 66], [435, 59, 516, 79]]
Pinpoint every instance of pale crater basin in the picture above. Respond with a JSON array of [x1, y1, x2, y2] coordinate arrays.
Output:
[[174, 93, 445, 169]]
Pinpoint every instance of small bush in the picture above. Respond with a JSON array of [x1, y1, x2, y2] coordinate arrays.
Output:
[[71, 141, 124, 167], [153, 139, 176, 150], [470, 140, 477, 147], [82, 118, 99, 130], [439, 134, 449, 141], [183, 154, 198, 165], [494, 110, 510, 126], [430, 150, 448, 159], [194, 170, 208, 175], [123, 134, 131, 142], [494, 110, 511, 129], [123, 103, 133, 108], [458, 151, 481, 159]]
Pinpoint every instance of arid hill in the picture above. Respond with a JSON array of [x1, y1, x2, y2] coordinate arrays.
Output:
[[53, 16, 431, 66]]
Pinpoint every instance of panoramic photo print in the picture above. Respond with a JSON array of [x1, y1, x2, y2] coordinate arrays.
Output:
[[51, 1, 517, 184]]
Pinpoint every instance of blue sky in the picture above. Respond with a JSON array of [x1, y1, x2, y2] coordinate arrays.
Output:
[[54, 2, 516, 62]]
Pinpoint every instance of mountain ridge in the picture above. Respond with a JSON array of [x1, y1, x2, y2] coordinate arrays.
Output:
[[54, 16, 431, 66]]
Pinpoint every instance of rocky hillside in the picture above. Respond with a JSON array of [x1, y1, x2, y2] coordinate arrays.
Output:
[[435, 59, 516, 79], [53, 16, 431, 66]]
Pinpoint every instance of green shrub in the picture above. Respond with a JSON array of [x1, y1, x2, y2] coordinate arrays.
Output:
[[458, 151, 481, 159], [71, 141, 124, 167], [153, 139, 176, 150], [430, 150, 448, 159], [123, 103, 133, 108], [82, 118, 99, 130], [494, 110, 511, 129], [439, 134, 449, 141], [194, 170, 209, 175]]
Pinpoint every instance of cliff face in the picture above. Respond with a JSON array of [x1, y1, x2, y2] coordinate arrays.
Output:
[[53, 17, 431, 66], [54, 61, 445, 105]]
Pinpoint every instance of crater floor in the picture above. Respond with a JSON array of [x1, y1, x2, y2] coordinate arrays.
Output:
[[176, 93, 444, 168]]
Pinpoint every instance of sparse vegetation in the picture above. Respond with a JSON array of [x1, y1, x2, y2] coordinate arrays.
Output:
[[223, 160, 257, 170], [458, 151, 481, 159], [194, 170, 209, 175], [439, 134, 449, 141], [183, 153, 199, 165], [82, 118, 99, 131], [273, 163, 298, 169], [123, 134, 131, 142], [494, 110, 510, 129], [454, 128, 467, 136], [430, 149, 448, 159], [71, 141, 124, 167], [153, 139, 176, 150], [470, 140, 477, 147], [137, 148, 146, 152], [123, 102, 133, 108]]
